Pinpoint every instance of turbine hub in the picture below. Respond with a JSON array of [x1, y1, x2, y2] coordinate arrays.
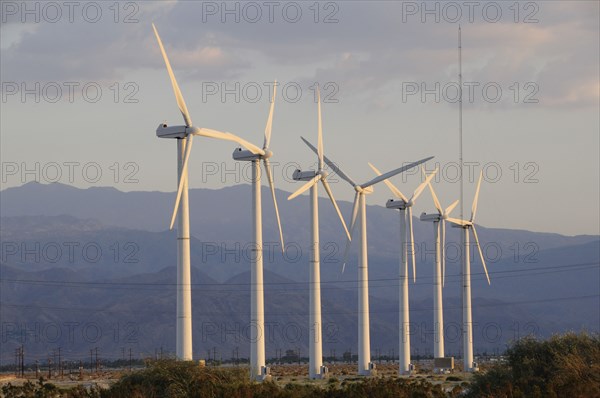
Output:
[[263, 150, 273, 159], [187, 126, 201, 135]]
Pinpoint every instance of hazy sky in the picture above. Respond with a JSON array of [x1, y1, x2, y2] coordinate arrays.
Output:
[[1, 1, 598, 236]]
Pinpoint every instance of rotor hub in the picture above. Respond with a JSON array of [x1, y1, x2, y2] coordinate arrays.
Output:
[[263, 150, 273, 159]]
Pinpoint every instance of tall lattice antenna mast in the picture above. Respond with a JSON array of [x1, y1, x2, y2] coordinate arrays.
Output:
[[458, 26, 464, 224]]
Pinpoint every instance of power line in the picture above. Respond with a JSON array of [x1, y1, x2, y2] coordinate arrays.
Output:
[[1, 261, 597, 291], [1, 294, 598, 318]]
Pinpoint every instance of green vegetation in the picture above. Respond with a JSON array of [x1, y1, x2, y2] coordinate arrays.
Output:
[[105, 361, 447, 398], [1, 378, 102, 398], [467, 332, 600, 398], [2, 332, 598, 397]]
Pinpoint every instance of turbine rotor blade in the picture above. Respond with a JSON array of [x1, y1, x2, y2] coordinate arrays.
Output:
[[361, 156, 434, 189], [471, 224, 490, 285], [263, 159, 285, 253], [445, 200, 459, 217], [342, 192, 360, 273], [317, 87, 324, 171], [368, 162, 408, 202], [169, 135, 193, 229], [194, 128, 265, 155], [411, 167, 438, 203], [287, 175, 319, 200], [263, 81, 276, 149], [423, 167, 443, 214], [152, 24, 192, 127], [446, 217, 470, 227], [301, 137, 357, 187], [321, 178, 351, 241], [471, 170, 483, 222], [408, 206, 416, 283]]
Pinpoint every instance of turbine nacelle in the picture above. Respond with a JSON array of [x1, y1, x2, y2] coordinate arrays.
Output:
[[386, 198, 408, 210], [156, 123, 188, 139], [451, 221, 473, 228], [233, 147, 259, 161], [232, 147, 272, 161], [420, 212, 442, 222], [293, 169, 318, 181]]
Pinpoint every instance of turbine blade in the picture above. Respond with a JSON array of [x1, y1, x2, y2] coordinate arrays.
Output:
[[263, 159, 285, 253], [317, 87, 324, 171], [423, 167, 443, 214], [321, 178, 351, 240], [263, 80, 276, 149], [368, 162, 408, 202], [301, 137, 357, 187], [342, 192, 360, 273], [445, 200, 459, 217], [361, 156, 434, 189], [471, 225, 490, 285], [169, 135, 193, 229], [408, 206, 416, 283], [194, 128, 265, 155], [287, 175, 319, 200], [446, 217, 470, 227], [471, 170, 483, 223], [411, 167, 438, 203], [152, 24, 192, 127]]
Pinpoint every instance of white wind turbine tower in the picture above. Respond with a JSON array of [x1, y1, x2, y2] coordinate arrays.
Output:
[[419, 169, 459, 369], [152, 24, 264, 360], [446, 171, 490, 372], [303, 139, 433, 376], [231, 82, 285, 381], [287, 88, 350, 379], [368, 164, 438, 375]]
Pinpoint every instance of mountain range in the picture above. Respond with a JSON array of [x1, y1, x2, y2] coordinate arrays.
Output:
[[0, 182, 598, 365]]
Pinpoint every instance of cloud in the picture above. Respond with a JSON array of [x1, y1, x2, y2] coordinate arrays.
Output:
[[1, 1, 597, 108]]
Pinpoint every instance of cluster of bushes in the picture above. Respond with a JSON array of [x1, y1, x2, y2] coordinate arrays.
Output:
[[1, 378, 102, 398], [1, 363, 447, 398], [3, 332, 597, 397], [467, 332, 600, 398], [104, 361, 448, 398]]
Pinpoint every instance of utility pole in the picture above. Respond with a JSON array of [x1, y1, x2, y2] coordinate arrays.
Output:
[[95, 347, 99, 373], [129, 348, 132, 372], [20, 346, 24, 377], [58, 347, 62, 378], [48, 355, 52, 379], [90, 349, 93, 374]]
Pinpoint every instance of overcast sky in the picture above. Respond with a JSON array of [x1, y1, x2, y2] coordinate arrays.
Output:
[[1, 1, 598, 236]]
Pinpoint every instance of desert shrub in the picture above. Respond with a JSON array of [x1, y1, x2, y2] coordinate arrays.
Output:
[[467, 332, 600, 398]]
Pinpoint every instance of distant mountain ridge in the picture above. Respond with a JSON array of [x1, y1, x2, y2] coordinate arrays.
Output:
[[2, 182, 596, 254], [0, 183, 598, 365]]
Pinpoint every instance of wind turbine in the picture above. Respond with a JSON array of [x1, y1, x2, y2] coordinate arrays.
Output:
[[287, 88, 350, 379], [231, 82, 285, 381], [303, 139, 433, 376], [152, 24, 263, 361], [419, 168, 459, 368], [446, 171, 490, 372], [368, 163, 437, 375]]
